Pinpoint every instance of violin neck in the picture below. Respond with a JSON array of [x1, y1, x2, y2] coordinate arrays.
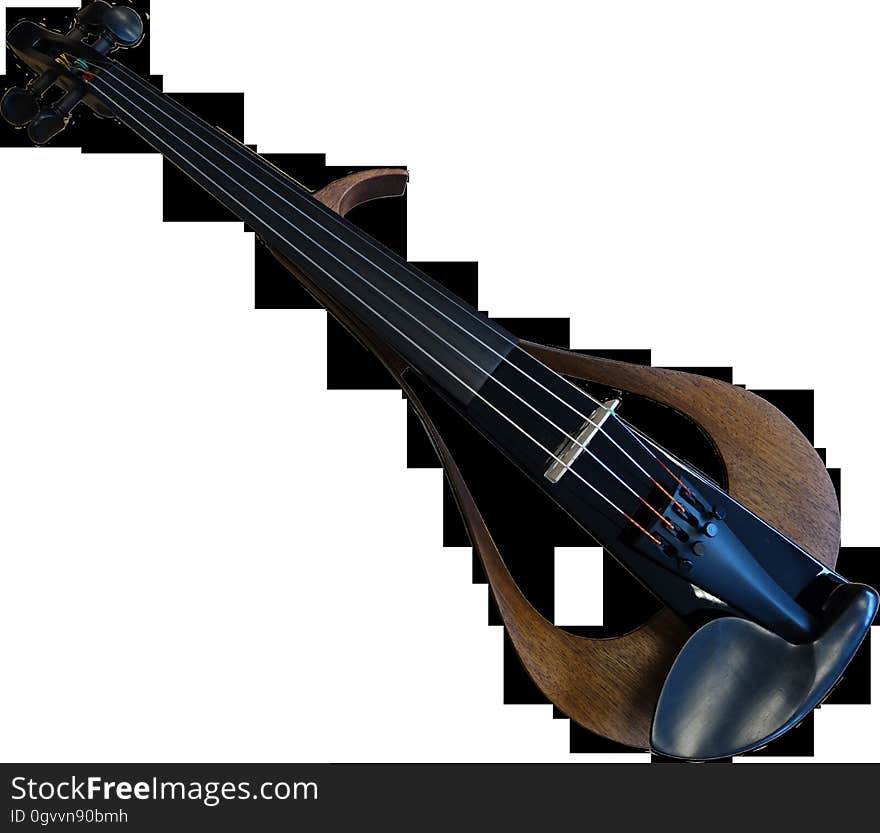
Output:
[[87, 61, 523, 406], [86, 61, 633, 534]]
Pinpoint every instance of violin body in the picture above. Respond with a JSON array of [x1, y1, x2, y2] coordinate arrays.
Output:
[[3, 3, 875, 760], [284, 168, 843, 750]]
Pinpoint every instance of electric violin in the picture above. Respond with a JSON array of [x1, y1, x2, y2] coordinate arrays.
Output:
[[3, 2, 877, 760]]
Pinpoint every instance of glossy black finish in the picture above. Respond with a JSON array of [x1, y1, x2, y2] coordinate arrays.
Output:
[[637, 480, 817, 642], [1, 64, 63, 128], [28, 84, 88, 144], [77, 1, 144, 46], [3, 6, 143, 143], [0, 87, 38, 126], [651, 583, 878, 760], [26, 107, 65, 144], [83, 62, 517, 406]]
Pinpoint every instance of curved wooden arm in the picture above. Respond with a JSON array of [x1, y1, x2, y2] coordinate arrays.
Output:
[[268, 167, 840, 750], [314, 167, 409, 216]]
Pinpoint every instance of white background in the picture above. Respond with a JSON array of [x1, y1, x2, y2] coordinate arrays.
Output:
[[1, 0, 878, 762]]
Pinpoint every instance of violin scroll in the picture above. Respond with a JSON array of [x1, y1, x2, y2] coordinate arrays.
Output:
[[2, 2, 144, 143]]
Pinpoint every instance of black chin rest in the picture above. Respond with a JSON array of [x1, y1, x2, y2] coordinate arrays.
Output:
[[651, 583, 878, 760]]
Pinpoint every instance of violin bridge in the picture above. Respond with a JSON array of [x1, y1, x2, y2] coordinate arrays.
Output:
[[544, 399, 620, 483]]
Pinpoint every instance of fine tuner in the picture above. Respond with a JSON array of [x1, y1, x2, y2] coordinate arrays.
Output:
[[1, 1, 143, 144]]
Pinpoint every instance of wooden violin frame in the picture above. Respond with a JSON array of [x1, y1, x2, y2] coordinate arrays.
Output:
[[273, 167, 841, 751]]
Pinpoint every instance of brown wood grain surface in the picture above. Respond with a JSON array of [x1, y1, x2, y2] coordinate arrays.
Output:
[[269, 168, 841, 749], [523, 344, 840, 570]]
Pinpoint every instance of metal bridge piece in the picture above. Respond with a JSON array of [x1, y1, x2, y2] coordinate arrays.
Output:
[[544, 399, 620, 484]]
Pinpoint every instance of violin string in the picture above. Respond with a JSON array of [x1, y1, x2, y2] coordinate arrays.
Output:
[[85, 73, 670, 547], [107, 62, 694, 517], [84, 73, 669, 546], [92, 63, 696, 525], [91, 69, 688, 528], [87, 73, 680, 531], [102, 61, 685, 506]]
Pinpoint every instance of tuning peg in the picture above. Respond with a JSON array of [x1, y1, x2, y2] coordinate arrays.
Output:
[[77, 2, 144, 53], [27, 108, 66, 145], [26, 86, 87, 145], [1, 87, 39, 126], [1, 65, 63, 128], [102, 5, 144, 45]]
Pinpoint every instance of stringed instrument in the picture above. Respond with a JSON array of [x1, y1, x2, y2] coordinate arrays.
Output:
[[3, 2, 876, 760]]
